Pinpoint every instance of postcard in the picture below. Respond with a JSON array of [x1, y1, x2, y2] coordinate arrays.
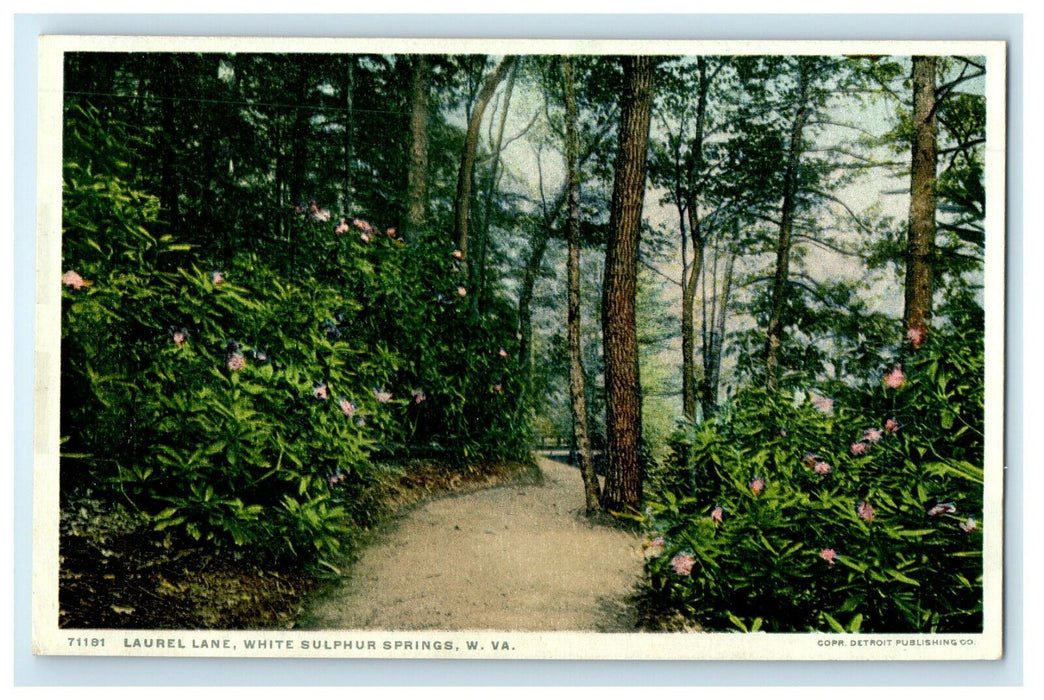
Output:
[[33, 35, 1006, 661]]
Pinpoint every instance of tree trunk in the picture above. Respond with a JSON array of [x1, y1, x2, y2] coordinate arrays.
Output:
[[405, 55, 429, 235], [453, 55, 517, 278], [681, 57, 710, 422], [517, 228, 550, 386], [342, 58, 356, 217], [700, 242, 735, 418], [562, 57, 601, 514], [904, 55, 938, 332], [764, 60, 810, 392], [476, 62, 518, 306], [601, 55, 654, 514]]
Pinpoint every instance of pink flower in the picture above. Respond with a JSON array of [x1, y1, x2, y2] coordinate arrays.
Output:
[[959, 517, 977, 533], [170, 327, 189, 346], [226, 352, 245, 372], [313, 383, 329, 401], [61, 270, 92, 290], [927, 502, 957, 518], [885, 418, 901, 434], [644, 536, 665, 556], [857, 500, 875, 523], [819, 548, 838, 565], [335, 219, 350, 235], [850, 441, 869, 456], [863, 428, 883, 443], [360, 232, 372, 243], [813, 461, 832, 475], [457, 285, 468, 297], [498, 346, 509, 359], [211, 270, 225, 286], [711, 507, 724, 523], [353, 218, 373, 233], [452, 249, 464, 260], [810, 393, 834, 415], [411, 388, 426, 404], [749, 478, 765, 497], [671, 554, 695, 577], [884, 366, 905, 389], [385, 227, 397, 238], [373, 388, 392, 403], [338, 397, 356, 417], [907, 324, 927, 349]]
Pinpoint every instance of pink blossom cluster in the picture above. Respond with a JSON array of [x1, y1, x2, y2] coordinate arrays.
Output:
[[749, 478, 765, 497], [671, 554, 695, 577], [338, 397, 356, 417], [62, 270, 92, 290], [857, 500, 875, 523], [313, 383, 329, 401], [170, 327, 189, 347], [819, 548, 838, 565], [373, 388, 392, 403], [810, 393, 834, 415], [226, 352, 245, 372], [927, 502, 956, 518], [907, 324, 927, 349], [884, 365, 905, 389]]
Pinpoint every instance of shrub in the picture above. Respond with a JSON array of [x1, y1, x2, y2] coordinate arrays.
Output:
[[640, 310, 984, 633], [61, 104, 531, 566]]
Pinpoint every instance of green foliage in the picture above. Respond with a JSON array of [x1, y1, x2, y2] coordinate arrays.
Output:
[[61, 104, 530, 565], [641, 306, 984, 632]]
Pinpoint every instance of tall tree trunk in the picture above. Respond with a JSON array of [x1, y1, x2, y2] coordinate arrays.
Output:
[[342, 58, 356, 216], [764, 60, 810, 392], [681, 57, 710, 422], [453, 55, 517, 278], [405, 55, 429, 235], [562, 57, 601, 514], [601, 55, 654, 514], [904, 55, 938, 332], [517, 228, 550, 386], [476, 62, 518, 306], [700, 241, 735, 418]]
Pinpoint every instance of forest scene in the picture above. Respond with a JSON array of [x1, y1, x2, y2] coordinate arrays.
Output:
[[57, 48, 990, 635]]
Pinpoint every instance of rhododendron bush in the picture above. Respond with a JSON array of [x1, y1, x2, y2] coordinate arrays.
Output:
[[61, 106, 530, 565], [640, 300, 984, 633]]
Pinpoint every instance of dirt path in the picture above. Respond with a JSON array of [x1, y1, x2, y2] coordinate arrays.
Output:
[[301, 456, 645, 631]]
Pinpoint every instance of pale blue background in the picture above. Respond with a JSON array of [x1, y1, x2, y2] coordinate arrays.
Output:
[[12, 12, 1024, 687]]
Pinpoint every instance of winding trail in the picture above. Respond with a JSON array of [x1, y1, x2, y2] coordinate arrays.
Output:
[[301, 456, 645, 631]]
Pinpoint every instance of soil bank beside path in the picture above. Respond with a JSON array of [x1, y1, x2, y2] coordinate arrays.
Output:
[[301, 456, 646, 631]]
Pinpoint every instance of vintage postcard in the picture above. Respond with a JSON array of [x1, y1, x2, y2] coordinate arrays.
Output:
[[33, 35, 1006, 661]]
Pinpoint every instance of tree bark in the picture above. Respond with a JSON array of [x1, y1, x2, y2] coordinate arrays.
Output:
[[562, 57, 601, 514], [601, 56, 654, 514], [904, 55, 938, 332], [764, 59, 810, 392], [406, 55, 430, 235], [453, 55, 517, 277], [517, 228, 550, 386], [681, 57, 710, 422], [700, 241, 735, 417], [342, 58, 356, 217], [476, 62, 518, 306]]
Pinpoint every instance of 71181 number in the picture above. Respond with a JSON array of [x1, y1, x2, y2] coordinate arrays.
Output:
[[67, 637, 105, 648]]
